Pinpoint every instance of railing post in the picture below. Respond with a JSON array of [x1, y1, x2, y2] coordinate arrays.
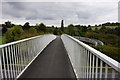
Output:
[[11, 45, 16, 78], [95, 57, 98, 78], [61, 34, 120, 79], [105, 64, 108, 78], [89, 53, 92, 79], [112, 69, 115, 79], [99, 60, 103, 78], [92, 55, 95, 78], [8, 46, 13, 78], [86, 50, 90, 79], [0, 49, 3, 79], [5, 47, 11, 78]]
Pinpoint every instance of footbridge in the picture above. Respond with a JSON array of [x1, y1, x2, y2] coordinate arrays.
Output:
[[0, 34, 119, 79]]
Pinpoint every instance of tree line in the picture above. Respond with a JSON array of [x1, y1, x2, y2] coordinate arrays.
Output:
[[2, 21, 120, 43], [1, 20, 120, 62]]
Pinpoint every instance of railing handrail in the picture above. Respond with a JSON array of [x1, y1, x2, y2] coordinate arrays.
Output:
[[63, 34, 120, 72], [0, 34, 56, 79], [0, 34, 51, 48]]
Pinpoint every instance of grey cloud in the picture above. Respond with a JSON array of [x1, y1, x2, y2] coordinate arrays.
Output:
[[2, 2, 118, 26]]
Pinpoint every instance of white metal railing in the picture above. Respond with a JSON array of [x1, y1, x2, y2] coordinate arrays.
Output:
[[61, 34, 120, 79], [74, 36, 104, 46], [0, 34, 56, 79]]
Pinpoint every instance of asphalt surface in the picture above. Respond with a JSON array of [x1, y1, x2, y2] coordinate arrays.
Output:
[[19, 37, 76, 79]]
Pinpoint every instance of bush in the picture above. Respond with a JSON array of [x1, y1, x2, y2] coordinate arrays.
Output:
[[93, 45, 120, 62], [6, 26, 24, 42], [85, 32, 120, 48]]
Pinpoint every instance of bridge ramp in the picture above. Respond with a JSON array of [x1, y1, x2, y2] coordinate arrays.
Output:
[[19, 37, 76, 78]]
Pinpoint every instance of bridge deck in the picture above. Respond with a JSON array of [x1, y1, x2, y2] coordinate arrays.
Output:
[[19, 37, 76, 79]]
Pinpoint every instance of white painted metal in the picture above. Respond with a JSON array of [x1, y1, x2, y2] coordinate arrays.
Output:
[[99, 60, 103, 78], [89, 53, 92, 78], [0, 34, 56, 79], [61, 34, 120, 79], [92, 55, 95, 78], [86, 50, 89, 78], [95, 57, 98, 78], [0, 49, 3, 79], [112, 69, 115, 78], [105, 64, 108, 78]]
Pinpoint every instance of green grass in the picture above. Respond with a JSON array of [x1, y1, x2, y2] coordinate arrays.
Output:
[[92, 26, 118, 30]]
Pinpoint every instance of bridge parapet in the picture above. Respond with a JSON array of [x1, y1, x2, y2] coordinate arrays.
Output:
[[0, 34, 56, 79], [61, 34, 120, 79], [73, 36, 104, 46]]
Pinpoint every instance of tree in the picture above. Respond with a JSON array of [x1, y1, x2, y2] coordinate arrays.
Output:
[[23, 22, 30, 30], [88, 25, 91, 27], [114, 27, 120, 36], [95, 27, 98, 31], [29, 27, 37, 34], [2, 24, 7, 34], [67, 24, 75, 36], [28, 27, 38, 37], [52, 25, 54, 28], [100, 26, 106, 32], [61, 20, 64, 32], [53, 27, 58, 35], [6, 26, 24, 42], [95, 24, 98, 27], [36, 23, 46, 33], [5, 21, 13, 28]]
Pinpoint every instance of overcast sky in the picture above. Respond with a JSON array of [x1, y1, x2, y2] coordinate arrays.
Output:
[[1, 0, 119, 26]]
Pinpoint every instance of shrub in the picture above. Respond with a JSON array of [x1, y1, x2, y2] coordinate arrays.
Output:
[[6, 26, 24, 42], [93, 45, 120, 62]]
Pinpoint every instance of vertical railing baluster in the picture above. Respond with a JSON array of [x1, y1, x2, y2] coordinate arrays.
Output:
[[24, 41, 27, 66], [95, 57, 98, 78], [26, 41, 29, 65], [16, 44, 20, 75], [18, 43, 21, 74], [23, 42, 26, 69], [86, 50, 89, 79], [0, 48, 3, 79], [13, 45, 17, 77], [2, 48, 7, 79], [16, 44, 19, 76], [8, 46, 13, 78], [105, 64, 108, 79], [33, 39, 36, 57], [5, 47, 11, 78], [87, 50, 89, 79], [100, 60, 103, 78], [21, 43, 24, 71], [89, 53, 92, 79], [15, 45, 19, 76], [29, 40, 32, 61], [84, 49, 86, 78], [85, 49, 87, 78], [83, 47, 85, 78], [27, 41, 30, 63], [19, 43, 22, 72], [32, 40, 34, 58], [92, 55, 95, 78], [10, 45, 16, 78], [18, 43, 21, 73], [112, 69, 115, 79]]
